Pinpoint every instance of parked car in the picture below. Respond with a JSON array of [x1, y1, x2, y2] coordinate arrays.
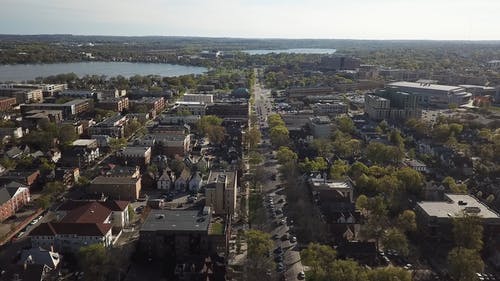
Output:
[[281, 234, 289, 241], [290, 236, 297, 243], [298, 271, 305, 279]]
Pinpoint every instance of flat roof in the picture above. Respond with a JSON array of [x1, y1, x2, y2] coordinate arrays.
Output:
[[310, 178, 351, 189], [91, 176, 139, 185], [72, 139, 96, 146], [141, 209, 210, 232], [417, 194, 500, 219], [207, 170, 236, 189], [388, 81, 463, 92]]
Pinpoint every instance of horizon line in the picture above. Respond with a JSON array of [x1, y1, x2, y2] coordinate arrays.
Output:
[[1, 33, 500, 42]]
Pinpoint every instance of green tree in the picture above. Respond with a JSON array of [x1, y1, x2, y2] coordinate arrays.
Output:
[[276, 146, 297, 165], [348, 161, 369, 180], [245, 230, 274, 281], [452, 213, 483, 251], [301, 243, 337, 281], [269, 125, 289, 146], [248, 151, 264, 165], [312, 138, 334, 158], [330, 259, 368, 281], [447, 247, 484, 281], [299, 157, 328, 173], [245, 127, 262, 149], [58, 124, 78, 144], [397, 210, 417, 232], [78, 244, 110, 281], [336, 116, 355, 134], [381, 227, 409, 256], [329, 159, 349, 180], [395, 167, 424, 194], [267, 114, 285, 128], [366, 267, 411, 281], [389, 129, 405, 148], [206, 125, 226, 144], [109, 137, 127, 151]]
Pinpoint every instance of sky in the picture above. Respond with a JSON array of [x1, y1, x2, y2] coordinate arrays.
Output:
[[1, 0, 499, 40]]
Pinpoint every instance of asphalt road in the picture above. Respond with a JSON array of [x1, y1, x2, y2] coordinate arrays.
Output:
[[253, 76, 305, 281]]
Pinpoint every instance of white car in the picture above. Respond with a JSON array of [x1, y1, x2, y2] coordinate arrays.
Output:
[[298, 271, 306, 279]]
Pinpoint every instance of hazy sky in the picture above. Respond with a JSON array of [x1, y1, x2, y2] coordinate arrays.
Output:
[[1, 0, 499, 40]]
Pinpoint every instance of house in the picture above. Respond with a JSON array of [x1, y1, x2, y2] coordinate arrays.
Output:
[[30, 199, 129, 253], [62, 139, 100, 168], [337, 242, 378, 265], [0, 181, 30, 222], [157, 168, 175, 190], [189, 172, 203, 193], [88, 176, 141, 201], [0, 170, 40, 189], [56, 200, 130, 228], [19, 247, 61, 271], [1, 263, 50, 281], [30, 222, 114, 253], [175, 169, 191, 191], [54, 167, 80, 188], [404, 158, 428, 173]]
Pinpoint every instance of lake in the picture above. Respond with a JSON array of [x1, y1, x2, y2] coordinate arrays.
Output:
[[243, 48, 336, 55], [0, 62, 208, 82]]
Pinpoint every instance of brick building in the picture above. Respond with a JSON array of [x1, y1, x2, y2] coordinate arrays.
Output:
[[0, 182, 30, 222]]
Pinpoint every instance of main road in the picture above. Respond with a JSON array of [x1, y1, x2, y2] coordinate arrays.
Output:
[[252, 69, 305, 281]]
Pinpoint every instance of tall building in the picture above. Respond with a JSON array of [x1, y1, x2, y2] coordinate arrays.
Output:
[[205, 171, 237, 216], [365, 90, 421, 120]]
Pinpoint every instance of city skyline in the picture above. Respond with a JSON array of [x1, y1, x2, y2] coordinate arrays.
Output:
[[1, 0, 499, 40]]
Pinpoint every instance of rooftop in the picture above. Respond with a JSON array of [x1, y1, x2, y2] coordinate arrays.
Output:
[[72, 139, 97, 147], [309, 178, 352, 190], [417, 194, 500, 219], [388, 81, 464, 92], [141, 209, 211, 232], [207, 170, 236, 189], [91, 176, 140, 185]]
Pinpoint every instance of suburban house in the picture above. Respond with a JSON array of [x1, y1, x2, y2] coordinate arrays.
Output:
[[157, 168, 175, 190], [175, 169, 191, 191], [18, 247, 61, 271], [189, 172, 203, 193], [30, 199, 129, 253], [0, 181, 30, 222]]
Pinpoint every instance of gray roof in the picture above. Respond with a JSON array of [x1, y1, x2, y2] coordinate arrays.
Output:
[[141, 209, 210, 232], [388, 81, 463, 92], [417, 194, 500, 219]]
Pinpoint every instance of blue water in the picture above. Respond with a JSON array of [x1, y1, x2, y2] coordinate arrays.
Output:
[[0, 62, 208, 82], [243, 48, 336, 55]]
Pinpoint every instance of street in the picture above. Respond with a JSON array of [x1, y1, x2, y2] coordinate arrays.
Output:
[[252, 70, 305, 281]]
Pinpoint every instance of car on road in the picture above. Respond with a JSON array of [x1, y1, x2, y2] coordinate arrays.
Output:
[[135, 206, 145, 214], [278, 219, 286, 225], [274, 246, 283, 254], [298, 271, 306, 279], [290, 236, 297, 243], [276, 262, 284, 272], [280, 234, 289, 241]]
